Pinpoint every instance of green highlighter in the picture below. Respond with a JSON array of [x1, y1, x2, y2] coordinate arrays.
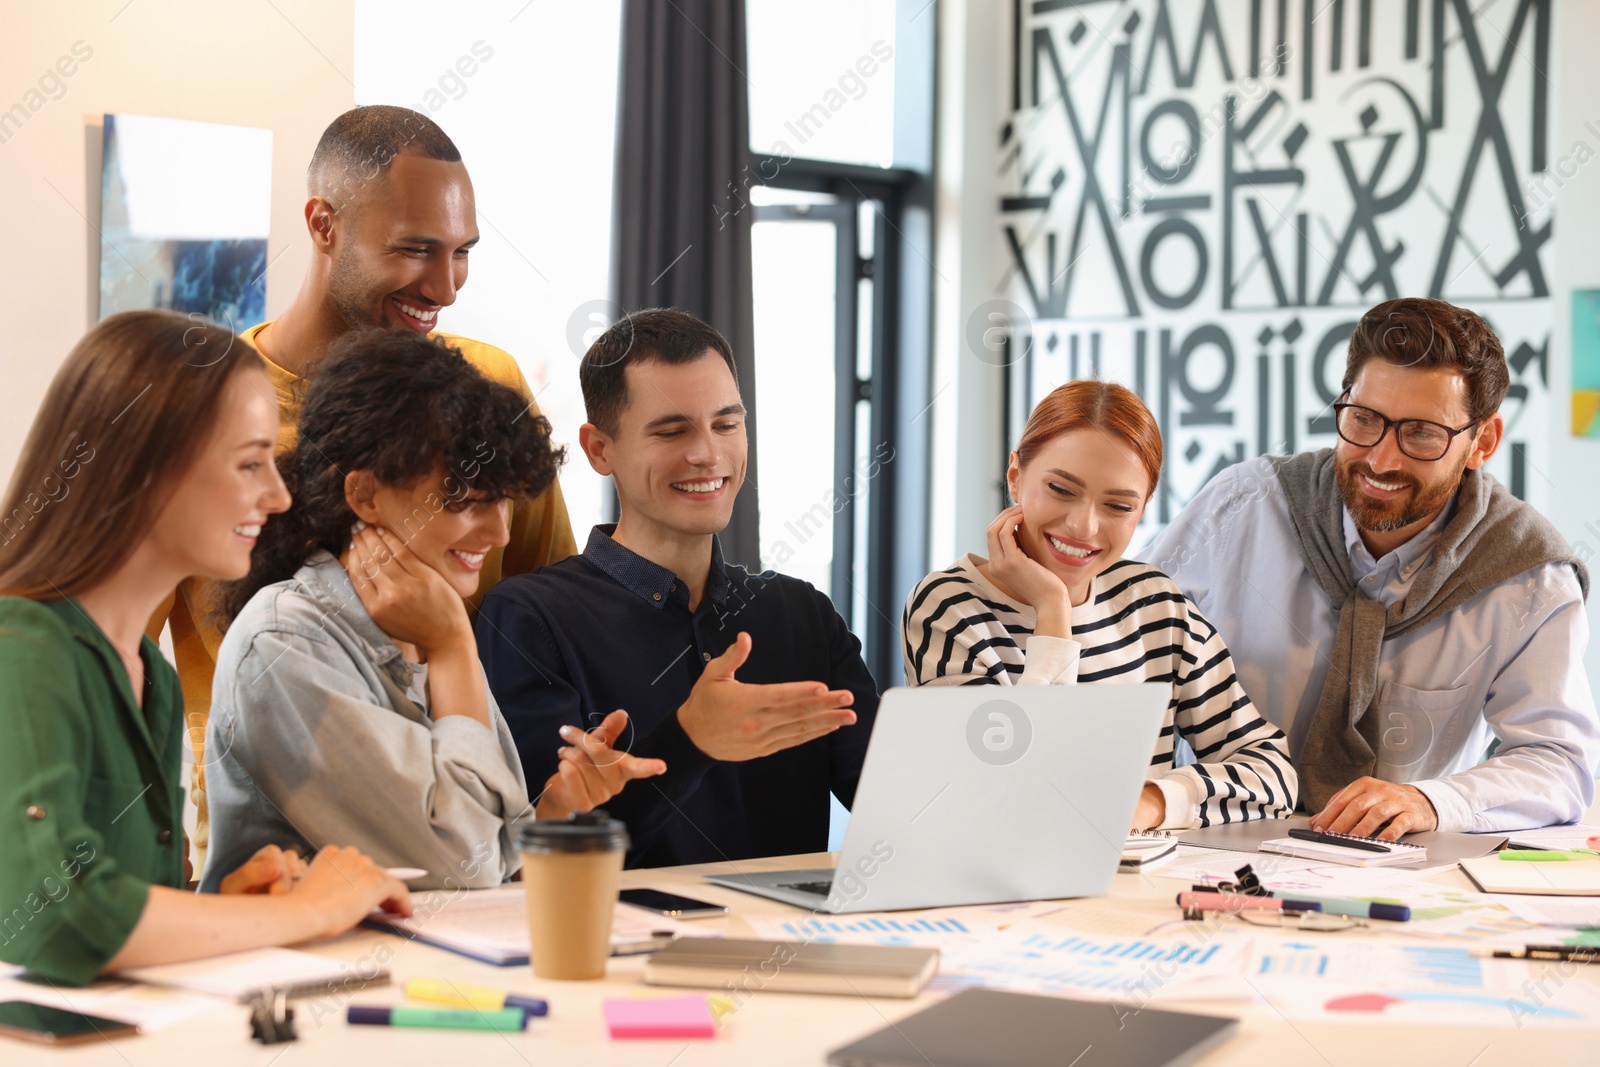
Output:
[[1499, 849, 1600, 862], [347, 1005, 528, 1031]]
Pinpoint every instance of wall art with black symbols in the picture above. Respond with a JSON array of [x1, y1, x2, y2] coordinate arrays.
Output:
[[989, 0, 1554, 527]]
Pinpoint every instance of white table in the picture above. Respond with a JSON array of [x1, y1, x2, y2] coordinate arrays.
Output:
[[13, 847, 1599, 1065]]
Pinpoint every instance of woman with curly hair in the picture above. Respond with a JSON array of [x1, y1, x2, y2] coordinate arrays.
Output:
[[202, 330, 663, 892]]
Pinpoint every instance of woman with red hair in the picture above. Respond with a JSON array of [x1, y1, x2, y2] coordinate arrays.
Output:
[[902, 380, 1296, 829]]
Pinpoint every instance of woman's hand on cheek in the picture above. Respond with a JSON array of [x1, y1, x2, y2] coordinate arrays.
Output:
[[345, 525, 472, 656], [986, 505, 1070, 615]]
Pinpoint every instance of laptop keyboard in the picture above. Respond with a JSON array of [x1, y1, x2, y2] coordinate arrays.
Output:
[[776, 880, 834, 895]]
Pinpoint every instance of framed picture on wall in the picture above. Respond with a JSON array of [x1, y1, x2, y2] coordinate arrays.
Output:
[[97, 113, 272, 329]]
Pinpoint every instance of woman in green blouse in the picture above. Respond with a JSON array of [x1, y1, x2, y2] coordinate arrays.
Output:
[[0, 311, 411, 986]]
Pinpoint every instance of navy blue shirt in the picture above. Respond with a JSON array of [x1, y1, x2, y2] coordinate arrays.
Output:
[[476, 526, 879, 868]]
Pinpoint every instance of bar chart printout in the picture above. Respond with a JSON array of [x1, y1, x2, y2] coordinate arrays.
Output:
[[759, 916, 975, 947], [1253, 943, 1483, 987], [939, 931, 1232, 997]]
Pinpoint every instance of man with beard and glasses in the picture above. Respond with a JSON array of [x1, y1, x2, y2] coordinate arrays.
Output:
[[148, 106, 575, 868], [1147, 297, 1598, 838]]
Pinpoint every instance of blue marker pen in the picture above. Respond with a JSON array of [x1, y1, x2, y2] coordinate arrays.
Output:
[[1275, 893, 1410, 921]]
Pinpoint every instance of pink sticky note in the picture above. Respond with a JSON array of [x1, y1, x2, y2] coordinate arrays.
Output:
[[603, 995, 716, 1039]]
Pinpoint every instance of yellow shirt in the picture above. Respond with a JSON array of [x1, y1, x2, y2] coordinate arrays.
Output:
[[149, 322, 577, 861]]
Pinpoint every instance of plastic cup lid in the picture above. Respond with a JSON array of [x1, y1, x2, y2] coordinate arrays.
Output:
[[517, 810, 630, 853]]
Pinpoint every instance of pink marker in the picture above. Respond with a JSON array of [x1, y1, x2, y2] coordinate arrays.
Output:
[[1176, 890, 1322, 913]]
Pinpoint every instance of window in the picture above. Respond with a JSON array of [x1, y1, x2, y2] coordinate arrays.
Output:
[[749, 165, 921, 687], [746, 0, 934, 691], [751, 191, 883, 631], [354, 0, 621, 535], [751, 197, 842, 597], [746, 0, 899, 168]]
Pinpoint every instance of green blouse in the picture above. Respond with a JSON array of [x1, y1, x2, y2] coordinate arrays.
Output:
[[0, 596, 185, 985]]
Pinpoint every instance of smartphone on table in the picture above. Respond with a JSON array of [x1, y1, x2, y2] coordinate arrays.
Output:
[[618, 888, 729, 919], [0, 1001, 140, 1046]]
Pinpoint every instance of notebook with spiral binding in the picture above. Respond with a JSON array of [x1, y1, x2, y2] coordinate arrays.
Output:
[[1260, 827, 1426, 867], [1121, 829, 1179, 867]]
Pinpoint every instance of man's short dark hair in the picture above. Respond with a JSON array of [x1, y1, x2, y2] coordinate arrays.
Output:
[[1343, 297, 1509, 421], [307, 105, 462, 211], [580, 308, 740, 434]]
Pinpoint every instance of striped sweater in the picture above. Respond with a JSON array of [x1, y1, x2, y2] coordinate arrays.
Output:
[[902, 553, 1298, 828]]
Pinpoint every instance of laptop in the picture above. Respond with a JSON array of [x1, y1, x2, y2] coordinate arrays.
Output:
[[705, 684, 1168, 913], [826, 988, 1236, 1067]]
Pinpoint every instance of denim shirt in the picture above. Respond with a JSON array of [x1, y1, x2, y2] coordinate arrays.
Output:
[[202, 552, 531, 891]]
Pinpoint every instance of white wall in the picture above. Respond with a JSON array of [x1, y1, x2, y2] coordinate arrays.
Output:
[[930, 0, 1008, 567], [353, 0, 621, 535], [1544, 0, 1600, 691], [1, 2, 619, 533], [1, 0, 356, 873], [0, 0, 355, 490]]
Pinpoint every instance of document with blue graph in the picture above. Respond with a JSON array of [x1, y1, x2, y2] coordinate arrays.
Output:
[[1246, 939, 1600, 1028], [743, 899, 1600, 1026]]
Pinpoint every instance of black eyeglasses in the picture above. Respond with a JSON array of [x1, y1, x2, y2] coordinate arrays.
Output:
[[1331, 397, 1480, 462]]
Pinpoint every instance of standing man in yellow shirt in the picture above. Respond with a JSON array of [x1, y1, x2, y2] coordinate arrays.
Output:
[[153, 106, 576, 865]]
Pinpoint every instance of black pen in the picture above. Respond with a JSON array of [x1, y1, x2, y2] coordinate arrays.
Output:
[[1471, 945, 1600, 964], [1287, 828, 1391, 853]]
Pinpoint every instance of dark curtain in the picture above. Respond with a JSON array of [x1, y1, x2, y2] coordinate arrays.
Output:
[[612, 0, 761, 568]]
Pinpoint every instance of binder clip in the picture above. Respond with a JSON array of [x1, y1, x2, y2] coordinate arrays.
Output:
[[1182, 864, 1265, 922], [1192, 863, 1264, 897], [248, 988, 297, 1045]]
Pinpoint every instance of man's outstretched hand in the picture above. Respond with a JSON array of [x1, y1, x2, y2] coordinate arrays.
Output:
[[535, 710, 666, 820], [676, 632, 857, 761]]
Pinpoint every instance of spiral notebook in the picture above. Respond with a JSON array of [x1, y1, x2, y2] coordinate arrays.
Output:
[[1260, 830, 1426, 868], [1121, 830, 1180, 867]]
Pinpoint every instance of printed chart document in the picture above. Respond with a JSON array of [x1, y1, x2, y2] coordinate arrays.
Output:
[[742, 900, 1083, 954], [746, 903, 1242, 1000], [1497, 824, 1600, 851], [368, 886, 718, 965], [1495, 895, 1600, 928], [741, 874, 1600, 1025], [1245, 938, 1600, 1028], [0, 971, 224, 1032], [1140, 844, 1335, 884], [120, 947, 387, 1002]]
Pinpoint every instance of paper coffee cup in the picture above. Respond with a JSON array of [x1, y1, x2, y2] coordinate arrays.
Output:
[[518, 812, 629, 980]]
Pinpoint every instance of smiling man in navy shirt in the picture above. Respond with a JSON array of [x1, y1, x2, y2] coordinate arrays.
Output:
[[476, 308, 879, 867]]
